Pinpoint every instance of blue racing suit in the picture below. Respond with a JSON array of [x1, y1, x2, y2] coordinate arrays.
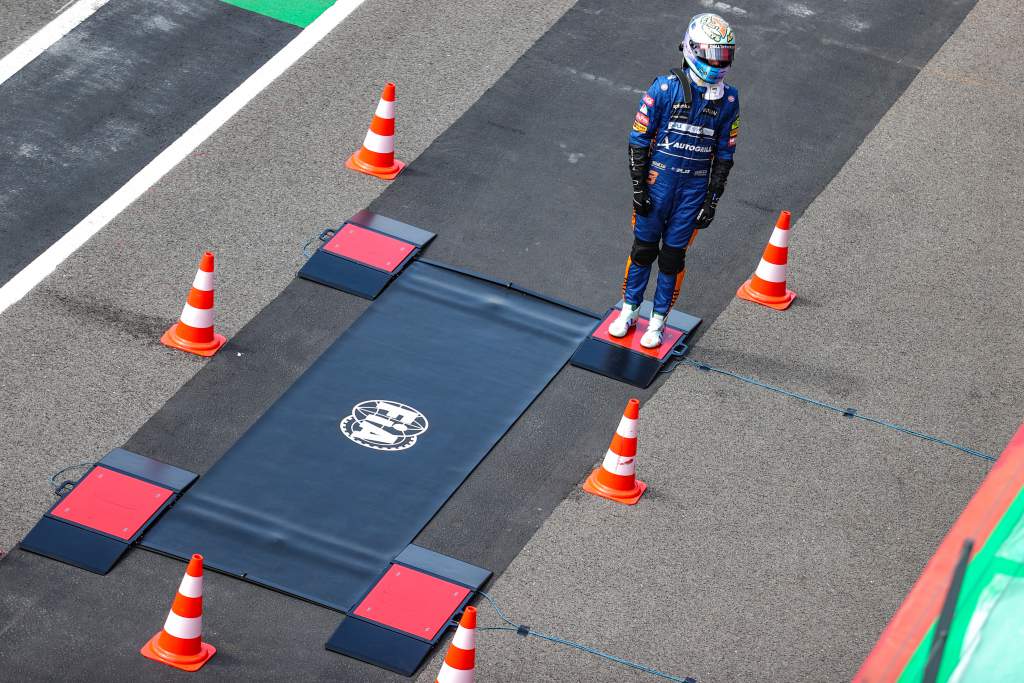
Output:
[[623, 68, 739, 314]]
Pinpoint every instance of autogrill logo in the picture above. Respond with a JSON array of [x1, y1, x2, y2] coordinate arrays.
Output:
[[657, 137, 713, 154], [340, 400, 429, 451]]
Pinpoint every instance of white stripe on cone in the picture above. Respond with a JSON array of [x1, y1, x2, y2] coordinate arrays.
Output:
[[753, 259, 787, 283], [616, 415, 639, 439], [601, 451, 636, 476], [361, 130, 394, 154], [436, 663, 475, 683], [191, 270, 214, 291], [162, 611, 202, 640], [451, 625, 475, 650], [178, 574, 203, 599], [374, 99, 395, 119], [768, 228, 790, 248], [179, 303, 214, 328]]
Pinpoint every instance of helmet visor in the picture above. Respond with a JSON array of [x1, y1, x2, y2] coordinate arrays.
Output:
[[690, 41, 734, 66]]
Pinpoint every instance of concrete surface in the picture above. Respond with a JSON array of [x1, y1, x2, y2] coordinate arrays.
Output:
[[460, 0, 1023, 680]]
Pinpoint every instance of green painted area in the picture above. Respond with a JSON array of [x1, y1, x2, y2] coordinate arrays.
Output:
[[219, 0, 335, 28], [899, 488, 1024, 682]]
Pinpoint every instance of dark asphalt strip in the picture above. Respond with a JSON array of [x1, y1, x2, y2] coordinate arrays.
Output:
[[0, 0, 298, 285], [0, 0, 976, 679], [367, 0, 976, 333]]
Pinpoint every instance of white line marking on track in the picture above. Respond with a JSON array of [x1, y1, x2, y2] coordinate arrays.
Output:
[[699, 0, 748, 16], [0, 0, 111, 86], [0, 0, 368, 317]]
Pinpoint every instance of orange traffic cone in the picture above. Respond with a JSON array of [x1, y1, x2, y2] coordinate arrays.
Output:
[[346, 82, 405, 180], [736, 210, 796, 310], [582, 398, 647, 505], [161, 251, 226, 357], [435, 606, 476, 683], [141, 554, 216, 672]]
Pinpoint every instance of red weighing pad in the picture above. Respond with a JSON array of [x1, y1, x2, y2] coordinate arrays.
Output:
[[591, 311, 684, 360], [353, 565, 470, 640], [323, 223, 415, 273], [51, 466, 173, 540]]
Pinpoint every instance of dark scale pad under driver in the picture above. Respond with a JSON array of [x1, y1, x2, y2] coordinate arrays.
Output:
[[571, 302, 701, 388]]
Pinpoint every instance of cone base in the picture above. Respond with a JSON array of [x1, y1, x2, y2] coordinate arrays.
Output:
[[161, 324, 226, 357], [582, 469, 647, 505], [736, 278, 795, 311], [346, 153, 405, 180], [140, 633, 216, 672]]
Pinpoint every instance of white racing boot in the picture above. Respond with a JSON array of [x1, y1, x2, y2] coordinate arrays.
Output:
[[640, 313, 666, 349], [608, 303, 640, 337]]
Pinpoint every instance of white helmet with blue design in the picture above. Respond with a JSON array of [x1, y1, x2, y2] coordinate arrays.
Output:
[[680, 13, 735, 86]]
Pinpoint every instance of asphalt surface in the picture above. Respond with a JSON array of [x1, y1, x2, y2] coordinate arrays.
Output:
[[0, 0, 1011, 681], [0, 0, 578, 551], [459, 0, 1024, 680], [0, 0, 298, 282]]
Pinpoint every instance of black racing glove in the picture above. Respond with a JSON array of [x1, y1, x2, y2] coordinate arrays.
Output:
[[696, 157, 733, 230], [695, 197, 717, 231], [628, 144, 652, 217]]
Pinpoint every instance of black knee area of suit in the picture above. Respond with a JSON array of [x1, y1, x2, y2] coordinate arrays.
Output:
[[630, 237, 660, 266], [658, 245, 686, 275]]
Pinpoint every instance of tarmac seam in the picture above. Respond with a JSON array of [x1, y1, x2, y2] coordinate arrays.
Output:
[[678, 357, 998, 462]]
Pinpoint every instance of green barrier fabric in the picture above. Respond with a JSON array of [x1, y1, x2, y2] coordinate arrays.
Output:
[[899, 489, 1024, 682], [219, 0, 335, 28]]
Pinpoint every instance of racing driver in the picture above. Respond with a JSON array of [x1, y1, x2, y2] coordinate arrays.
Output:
[[610, 13, 740, 348]]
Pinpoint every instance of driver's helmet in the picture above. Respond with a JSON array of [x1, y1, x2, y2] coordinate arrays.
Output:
[[681, 13, 736, 84]]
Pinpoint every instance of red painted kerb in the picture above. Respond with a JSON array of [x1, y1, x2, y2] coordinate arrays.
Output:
[[854, 420, 1024, 682]]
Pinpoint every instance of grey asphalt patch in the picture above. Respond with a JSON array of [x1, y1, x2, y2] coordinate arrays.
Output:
[[441, 390, 988, 682], [0, 0, 298, 283], [465, 0, 1023, 680], [0, 0, 578, 552]]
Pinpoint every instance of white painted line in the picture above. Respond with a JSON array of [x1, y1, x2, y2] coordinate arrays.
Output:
[[0, 0, 367, 316], [0, 0, 112, 86]]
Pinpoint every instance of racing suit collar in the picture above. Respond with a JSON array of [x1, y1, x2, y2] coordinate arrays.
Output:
[[687, 68, 725, 101]]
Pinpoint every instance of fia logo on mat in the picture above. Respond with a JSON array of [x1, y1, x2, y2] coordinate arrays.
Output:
[[340, 400, 429, 451]]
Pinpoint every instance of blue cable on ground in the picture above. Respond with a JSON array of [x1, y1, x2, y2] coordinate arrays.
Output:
[[49, 462, 96, 496], [476, 591, 697, 683], [677, 356, 996, 463], [302, 227, 336, 258]]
